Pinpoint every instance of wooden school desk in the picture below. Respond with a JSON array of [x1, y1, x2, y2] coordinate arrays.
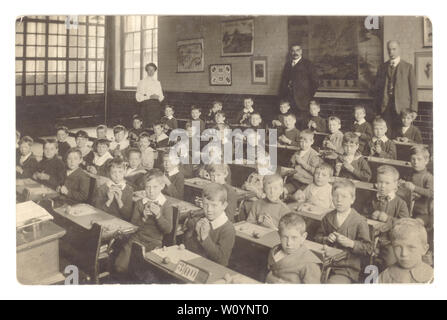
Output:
[[52, 203, 137, 240], [16, 178, 59, 202], [394, 141, 428, 161], [184, 177, 255, 202], [365, 156, 413, 178], [17, 220, 66, 285], [229, 221, 346, 281], [286, 202, 333, 222], [130, 242, 260, 284]]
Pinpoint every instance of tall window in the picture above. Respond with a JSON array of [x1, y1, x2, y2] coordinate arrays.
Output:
[[15, 15, 105, 97], [121, 16, 158, 88]]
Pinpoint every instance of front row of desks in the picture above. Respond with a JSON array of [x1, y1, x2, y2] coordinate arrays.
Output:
[[17, 171, 389, 284]]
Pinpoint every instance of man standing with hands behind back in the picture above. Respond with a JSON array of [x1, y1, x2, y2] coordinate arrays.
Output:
[[280, 44, 319, 125], [372, 40, 418, 131]]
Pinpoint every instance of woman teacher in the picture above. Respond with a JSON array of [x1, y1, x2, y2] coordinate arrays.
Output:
[[135, 63, 164, 127]]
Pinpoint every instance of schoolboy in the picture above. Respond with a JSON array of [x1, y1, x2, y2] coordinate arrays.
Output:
[[301, 100, 326, 132], [207, 164, 237, 222], [110, 125, 129, 158], [124, 148, 147, 189], [33, 139, 65, 189], [322, 116, 344, 155], [278, 113, 300, 147], [393, 108, 423, 144], [75, 130, 94, 166], [57, 148, 90, 202], [191, 105, 206, 132], [150, 121, 169, 148], [161, 152, 184, 200], [236, 97, 256, 125], [272, 100, 292, 128], [128, 115, 144, 148], [86, 138, 113, 176], [351, 105, 373, 154], [160, 104, 178, 131], [56, 126, 71, 159], [16, 136, 38, 179], [366, 117, 397, 159]]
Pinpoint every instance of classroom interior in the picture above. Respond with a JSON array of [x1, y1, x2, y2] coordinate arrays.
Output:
[[16, 15, 433, 285]]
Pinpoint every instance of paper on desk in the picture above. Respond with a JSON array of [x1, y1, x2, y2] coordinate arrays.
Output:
[[16, 201, 53, 228], [151, 246, 201, 264], [68, 204, 98, 216], [236, 222, 273, 238]]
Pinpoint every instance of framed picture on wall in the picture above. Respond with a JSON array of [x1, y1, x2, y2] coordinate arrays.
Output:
[[209, 64, 232, 86], [251, 56, 268, 84], [415, 52, 433, 89], [423, 17, 432, 48], [177, 38, 205, 73], [221, 18, 254, 57]]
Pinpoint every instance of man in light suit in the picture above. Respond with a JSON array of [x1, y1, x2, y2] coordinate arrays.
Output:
[[280, 44, 319, 124], [372, 40, 418, 129]]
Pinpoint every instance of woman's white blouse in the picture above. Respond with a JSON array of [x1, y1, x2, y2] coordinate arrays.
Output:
[[135, 76, 164, 102]]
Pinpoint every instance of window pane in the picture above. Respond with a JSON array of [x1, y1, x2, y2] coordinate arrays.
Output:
[[16, 73, 22, 84], [78, 25, 86, 35], [88, 61, 96, 72], [97, 71, 104, 83], [16, 33, 24, 45], [27, 22, 36, 33], [69, 72, 77, 82], [144, 16, 155, 29], [153, 31, 158, 48], [78, 83, 85, 94], [26, 60, 35, 72], [36, 85, 44, 96], [36, 60, 45, 72], [57, 73, 66, 82], [69, 61, 77, 71], [78, 16, 86, 23], [133, 68, 140, 84], [135, 16, 141, 31], [78, 61, 86, 72], [26, 85, 35, 96], [88, 82, 95, 94], [27, 34, 36, 45], [16, 21, 24, 33], [58, 24, 66, 34], [58, 35, 66, 45], [143, 49, 152, 66], [97, 26, 104, 37], [48, 23, 58, 34], [16, 61, 23, 72], [58, 47, 66, 57], [125, 16, 134, 32], [37, 23, 46, 33], [48, 46, 57, 57], [48, 73, 56, 83], [78, 47, 86, 58], [36, 46, 46, 57], [97, 48, 104, 59], [58, 60, 66, 71], [16, 85, 22, 97], [125, 33, 133, 51], [49, 35, 57, 46], [69, 47, 77, 58], [89, 26, 96, 36], [97, 61, 104, 71], [134, 32, 140, 49], [36, 73, 45, 83], [25, 74, 35, 83], [88, 36, 96, 47], [124, 69, 133, 87], [68, 83, 76, 94], [69, 35, 77, 46], [143, 30, 152, 48], [125, 52, 133, 68], [78, 72, 86, 82], [15, 46, 23, 57], [57, 84, 65, 94], [88, 47, 96, 58], [48, 60, 56, 71], [88, 72, 96, 82], [133, 51, 140, 68], [37, 34, 46, 45], [78, 36, 86, 47], [97, 83, 104, 93], [97, 37, 104, 48], [48, 84, 56, 95]]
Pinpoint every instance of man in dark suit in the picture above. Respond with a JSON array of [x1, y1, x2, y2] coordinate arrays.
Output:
[[372, 40, 418, 129], [280, 44, 319, 123]]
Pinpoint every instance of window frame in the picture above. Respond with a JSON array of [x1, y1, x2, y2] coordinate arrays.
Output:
[[15, 15, 106, 97], [120, 15, 158, 90]]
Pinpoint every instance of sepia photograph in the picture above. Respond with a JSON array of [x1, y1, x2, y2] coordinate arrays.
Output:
[[14, 13, 435, 289]]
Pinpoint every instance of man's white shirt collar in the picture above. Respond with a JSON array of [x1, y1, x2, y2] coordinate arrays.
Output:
[[390, 56, 401, 67], [402, 126, 410, 134], [210, 213, 228, 230], [292, 57, 302, 66]]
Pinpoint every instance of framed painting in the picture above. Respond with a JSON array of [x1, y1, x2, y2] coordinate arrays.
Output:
[[177, 38, 204, 73], [221, 18, 254, 57], [415, 52, 433, 89], [251, 56, 268, 84], [209, 64, 232, 86]]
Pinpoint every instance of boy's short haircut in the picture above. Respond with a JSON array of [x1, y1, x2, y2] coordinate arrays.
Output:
[[143, 168, 165, 185], [411, 145, 430, 161], [390, 218, 428, 245], [185, 121, 192, 129], [278, 212, 307, 235], [44, 138, 59, 148], [127, 147, 142, 158], [309, 100, 320, 108], [19, 136, 34, 146], [332, 179, 356, 198], [96, 138, 110, 147], [377, 165, 400, 181], [164, 104, 175, 112], [113, 125, 126, 134], [343, 132, 360, 144], [328, 116, 341, 125], [279, 99, 290, 106], [300, 129, 315, 139], [202, 183, 227, 203], [108, 157, 125, 171], [373, 116, 387, 127], [250, 112, 262, 119], [263, 174, 283, 189], [66, 148, 82, 159], [96, 124, 107, 131], [315, 162, 334, 177], [244, 97, 254, 102], [132, 114, 142, 121], [56, 126, 69, 134], [191, 105, 201, 112], [354, 104, 366, 113], [75, 130, 89, 139], [400, 108, 414, 118], [212, 101, 223, 107], [284, 113, 296, 120], [206, 163, 229, 176]]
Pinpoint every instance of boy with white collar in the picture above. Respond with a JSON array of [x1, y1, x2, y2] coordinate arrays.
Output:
[[110, 125, 129, 158], [92, 158, 134, 221], [236, 97, 255, 125], [86, 138, 114, 176], [278, 113, 300, 147], [285, 129, 322, 194], [115, 168, 173, 274], [16, 136, 38, 179], [162, 152, 184, 199], [160, 104, 178, 131], [367, 165, 410, 269], [366, 117, 397, 159], [205, 100, 223, 125], [184, 183, 236, 266], [150, 121, 169, 148], [58, 148, 90, 202], [272, 100, 292, 128], [33, 139, 65, 189], [392, 108, 423, 144], [124, 148, 147, 189], [336, 132, 372, 182], [351, 105, 373, 155], [315, 180, 371, 283]]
